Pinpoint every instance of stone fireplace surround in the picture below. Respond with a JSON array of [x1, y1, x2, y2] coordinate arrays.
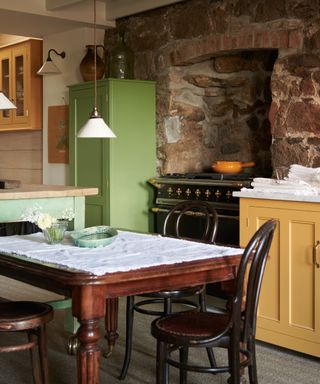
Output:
[[105, 0, 320, 176]]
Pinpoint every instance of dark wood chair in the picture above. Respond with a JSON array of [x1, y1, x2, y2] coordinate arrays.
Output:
[[0, 301, 54, 384], [151, 219, 277, 384], [119, 201, 219, 380]]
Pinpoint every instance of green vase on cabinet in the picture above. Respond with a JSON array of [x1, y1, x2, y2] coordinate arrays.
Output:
[[107, 31, 134, 79], [69, 79, 156, 232]]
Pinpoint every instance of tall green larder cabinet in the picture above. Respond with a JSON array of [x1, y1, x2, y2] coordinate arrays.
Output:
[[69, 78, 156, 232]]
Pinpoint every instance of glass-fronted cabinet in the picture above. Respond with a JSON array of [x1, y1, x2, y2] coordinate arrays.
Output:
[[14, 51, 25, 118], [0, 48, 11, 120], [0, 39, 42, 131]]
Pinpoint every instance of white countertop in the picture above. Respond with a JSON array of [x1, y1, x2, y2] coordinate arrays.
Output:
[[233, 190, 320, 203]]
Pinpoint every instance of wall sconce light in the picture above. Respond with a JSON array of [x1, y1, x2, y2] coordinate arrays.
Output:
[[77, 0, 116, 138], [0, 92, 16, 110], [37, 49, 66, 75]]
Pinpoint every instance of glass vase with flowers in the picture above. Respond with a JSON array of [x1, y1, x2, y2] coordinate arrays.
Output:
[[21, 205, 75, 244]]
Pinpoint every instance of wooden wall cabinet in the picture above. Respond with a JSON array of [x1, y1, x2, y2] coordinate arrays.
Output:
[[239, 197, 320, 357], [0, 39, 42, 131], [69, 78, 156, 232]]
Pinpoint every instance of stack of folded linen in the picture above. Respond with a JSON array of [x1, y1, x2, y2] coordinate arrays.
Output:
[[247, 177, 320, 195], [241, 164, 320, 196], [287, 164, 320, 184]]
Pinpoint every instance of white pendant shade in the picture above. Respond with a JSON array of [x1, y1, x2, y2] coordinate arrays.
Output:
[[37, 60, 61, 75], [77, 0, 116, 139], [78, 115, 116, 138], [0, 92, 16, 109]]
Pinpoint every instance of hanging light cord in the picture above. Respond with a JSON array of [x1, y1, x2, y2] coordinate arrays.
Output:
[[94, 0, 97, 110], [91, 0, 100, 118]]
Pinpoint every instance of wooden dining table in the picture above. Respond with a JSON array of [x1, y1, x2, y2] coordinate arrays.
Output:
[[0, 231, 242, 384]]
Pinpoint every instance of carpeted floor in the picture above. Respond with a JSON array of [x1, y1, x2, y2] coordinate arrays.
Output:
[[0, 276, 319, 384]]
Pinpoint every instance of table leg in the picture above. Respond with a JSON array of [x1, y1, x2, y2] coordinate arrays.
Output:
[[77, 318, 101, 384], [72, 286, 106, 384], [104, 297, 119, 358]]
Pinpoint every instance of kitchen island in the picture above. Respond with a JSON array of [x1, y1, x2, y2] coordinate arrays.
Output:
[[0, 184, 98, 229], [0, 184, 99, 334], [234, 190, 320, 358]]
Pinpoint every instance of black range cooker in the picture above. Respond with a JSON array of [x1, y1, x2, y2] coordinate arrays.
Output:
[[149, 172, 253, 246]]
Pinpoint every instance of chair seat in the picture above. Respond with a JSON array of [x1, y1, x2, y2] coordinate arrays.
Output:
[[0, 300, 53, 384], [140, 284, 205, 299], [0, 301, 53, 331], [152, 311, 230, 342]]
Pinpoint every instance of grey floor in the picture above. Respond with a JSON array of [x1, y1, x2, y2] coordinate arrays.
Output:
[[0, 277, 319, 384]]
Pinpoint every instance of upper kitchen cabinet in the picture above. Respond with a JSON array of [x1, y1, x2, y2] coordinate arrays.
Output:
[[69, 78, 156, 232], [0, 39, 42, 131]]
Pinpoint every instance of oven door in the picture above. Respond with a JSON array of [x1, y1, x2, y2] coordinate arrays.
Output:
[[151, 205, 239, 246]]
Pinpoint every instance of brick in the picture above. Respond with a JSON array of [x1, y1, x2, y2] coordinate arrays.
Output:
[[289, 30, 303, 49], [254, 31, 264, 48], [222, 34, 233, 51], [237, 32, 254, 49], [270, 30, 289, 48]]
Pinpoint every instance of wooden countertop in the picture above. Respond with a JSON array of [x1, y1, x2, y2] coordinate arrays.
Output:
[[0, 184, 98, 200]]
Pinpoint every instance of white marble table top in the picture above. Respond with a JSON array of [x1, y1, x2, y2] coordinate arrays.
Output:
[[0, 231, 243, 276]]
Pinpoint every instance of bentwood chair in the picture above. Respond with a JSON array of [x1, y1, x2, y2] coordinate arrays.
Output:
[[119, 201, 219, 380], [0, 300, 54, 384], [151, 219, 277, 384]]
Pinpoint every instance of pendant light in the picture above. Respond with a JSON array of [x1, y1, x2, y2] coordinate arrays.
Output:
[[0, 92, 16, 110], [77, 0, 116, 138]]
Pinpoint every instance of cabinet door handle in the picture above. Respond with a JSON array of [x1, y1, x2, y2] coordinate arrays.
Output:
[[313, 241, 320, 268]]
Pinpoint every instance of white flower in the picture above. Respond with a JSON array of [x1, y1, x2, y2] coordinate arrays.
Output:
[[37, 213, 55, 230], [21, 206, 75, 229], [21, 205, 43, 224], [60, 208, 75, 221]]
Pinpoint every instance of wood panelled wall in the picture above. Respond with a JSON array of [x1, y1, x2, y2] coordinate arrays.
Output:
[[0, 131, 42, 184]]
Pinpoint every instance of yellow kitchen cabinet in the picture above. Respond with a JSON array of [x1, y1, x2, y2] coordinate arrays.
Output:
[[0, 39, 42, 131], [239, 197, 320, 357]]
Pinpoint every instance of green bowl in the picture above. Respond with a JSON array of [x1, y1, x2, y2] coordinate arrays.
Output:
[[70, 226, 118, 248]]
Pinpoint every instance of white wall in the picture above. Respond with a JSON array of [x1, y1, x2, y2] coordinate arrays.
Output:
[[42, 27, 105, 185]]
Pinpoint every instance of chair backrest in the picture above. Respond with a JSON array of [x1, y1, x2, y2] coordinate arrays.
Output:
[[163, 201, 218, 244], [230, 219, 277, 342]]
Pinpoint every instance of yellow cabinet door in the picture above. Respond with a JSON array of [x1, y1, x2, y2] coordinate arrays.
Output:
[[240, 198, 320, 357]]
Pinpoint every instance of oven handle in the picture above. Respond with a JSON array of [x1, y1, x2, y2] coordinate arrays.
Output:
[[150, 207, 239, 221]]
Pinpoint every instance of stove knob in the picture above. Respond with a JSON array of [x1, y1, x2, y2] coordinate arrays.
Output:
[[215, 190, 221, 198], [176, 187, 182, 196], [186, 188, 191, 197], [226, 190, 232, 199], [168, 187, 173, 195], [195, 188, 201, 197], [205, 189, 211, 198]]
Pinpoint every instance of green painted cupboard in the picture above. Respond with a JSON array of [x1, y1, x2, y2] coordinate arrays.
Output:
[[69, 78, 156, 232]]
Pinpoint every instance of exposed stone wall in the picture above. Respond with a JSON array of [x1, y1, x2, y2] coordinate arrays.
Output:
[[270, 54, 320, 167], [105, 0, 320, 175], [160, 52, 275, 175]]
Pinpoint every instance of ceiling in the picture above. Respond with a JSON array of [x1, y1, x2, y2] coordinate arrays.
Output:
[[0, 0, 184, 44]]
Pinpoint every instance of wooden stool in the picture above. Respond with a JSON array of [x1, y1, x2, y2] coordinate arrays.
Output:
[[0, 301, 53, 384]]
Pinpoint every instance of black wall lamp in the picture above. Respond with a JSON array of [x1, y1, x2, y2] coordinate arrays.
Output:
[[37, 49, 66, 75]]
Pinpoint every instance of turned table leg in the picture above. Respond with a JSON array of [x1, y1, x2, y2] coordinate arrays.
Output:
[[104, 297, 119, 358], [77, 319, 101, 384], [72, 285, 106, 384]]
